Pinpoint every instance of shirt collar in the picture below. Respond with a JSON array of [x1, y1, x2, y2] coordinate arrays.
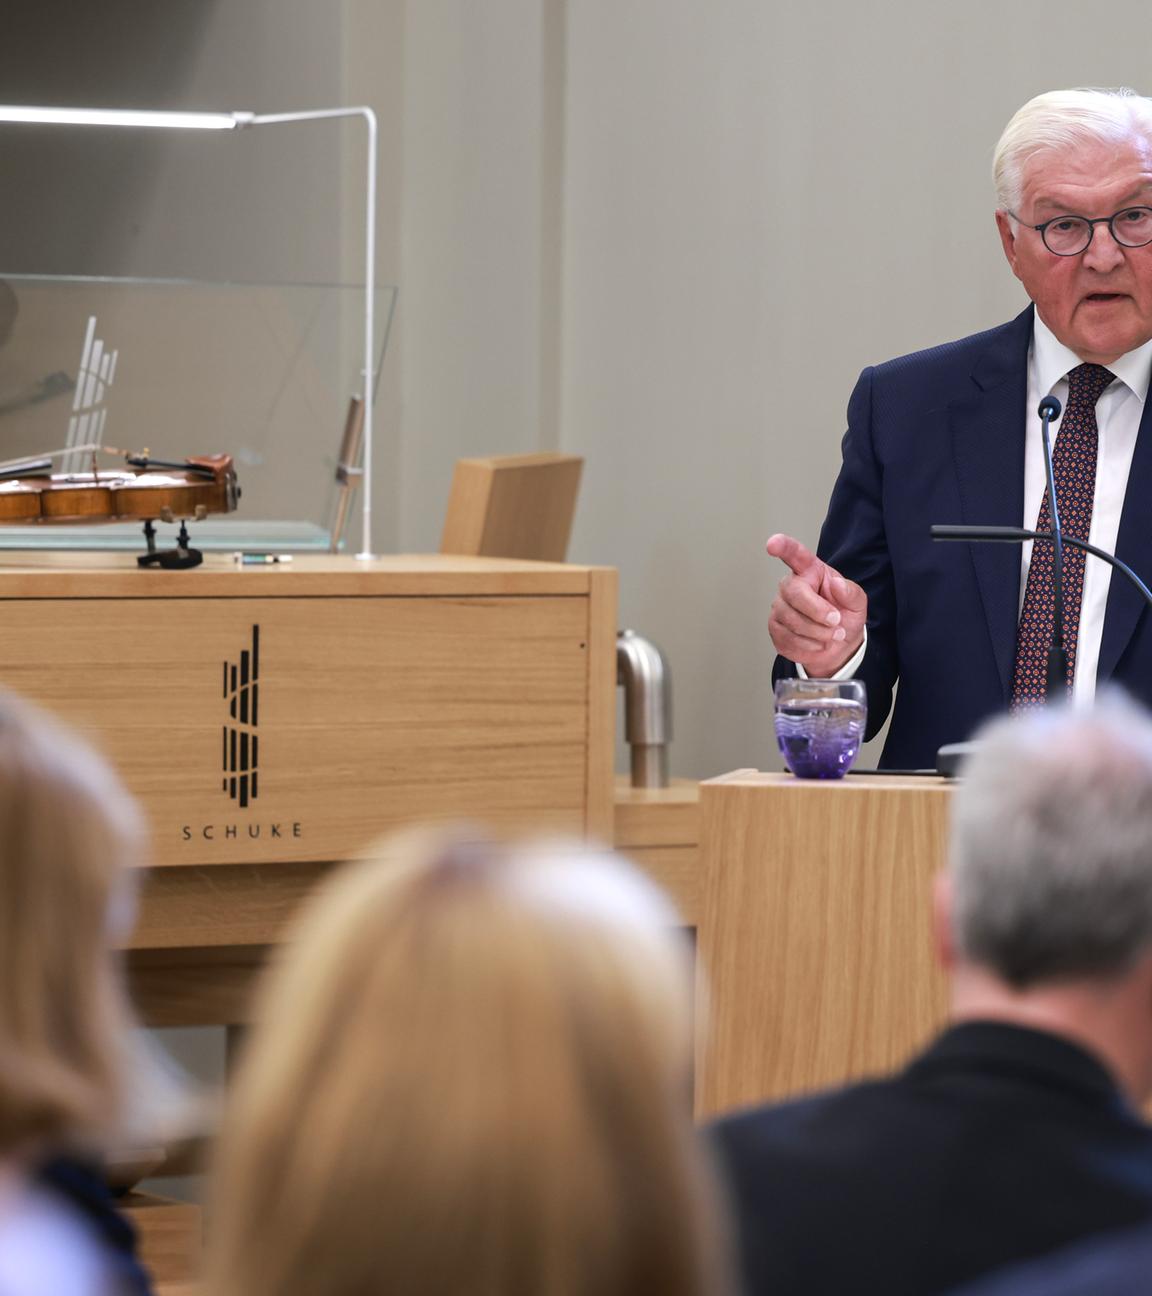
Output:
[[1033, 311, 1152, 403]]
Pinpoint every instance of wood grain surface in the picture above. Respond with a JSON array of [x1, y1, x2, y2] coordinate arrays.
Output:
[[0, 559, 614, 867], [119, 1193, 201, 1288], [0, 556, 617, 1027], [614, 776, 701, 922], [440, 453, 584, 562], [697, 772, 952, 1116]]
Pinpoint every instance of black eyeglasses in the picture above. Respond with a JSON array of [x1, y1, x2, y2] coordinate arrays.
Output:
[[1009, 205, 1152, 256]]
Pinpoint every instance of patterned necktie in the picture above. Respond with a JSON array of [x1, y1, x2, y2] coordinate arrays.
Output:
[[1011, 362, 1116, 709]]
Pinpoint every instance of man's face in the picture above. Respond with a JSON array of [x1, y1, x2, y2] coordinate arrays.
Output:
[[995, 133, 1152, 364]]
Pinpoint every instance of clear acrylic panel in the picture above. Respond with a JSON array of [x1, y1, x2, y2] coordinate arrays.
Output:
[[0, 274, 396, 550]]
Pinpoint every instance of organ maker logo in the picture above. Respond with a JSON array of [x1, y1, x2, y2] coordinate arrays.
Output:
[[223, 625, 260, 808]]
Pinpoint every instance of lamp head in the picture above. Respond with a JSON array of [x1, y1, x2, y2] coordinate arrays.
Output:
[[0, 106, 252, 130]]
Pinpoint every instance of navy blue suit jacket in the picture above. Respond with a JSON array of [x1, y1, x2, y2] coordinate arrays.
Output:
[[952, 1223, 1152, 1296], [777, 307, 1152, 768], [712, 1023, 1152, 1296]]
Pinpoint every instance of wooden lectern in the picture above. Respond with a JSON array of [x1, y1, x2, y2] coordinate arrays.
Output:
[[696, 771, 953, 1116], [0, 552, 616, 1026]]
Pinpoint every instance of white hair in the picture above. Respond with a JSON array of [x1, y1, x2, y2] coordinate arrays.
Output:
[[993, 87, 1152, 213], [951, 694, 1152, 988]]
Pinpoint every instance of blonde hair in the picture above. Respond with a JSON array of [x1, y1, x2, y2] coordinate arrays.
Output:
[[210, 829, 729, 1296], [993, 87, 1152, 213], [0, 690, 144, 1152]]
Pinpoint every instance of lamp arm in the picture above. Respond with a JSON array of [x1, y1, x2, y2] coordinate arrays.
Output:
[[243, 107, 378, 559]]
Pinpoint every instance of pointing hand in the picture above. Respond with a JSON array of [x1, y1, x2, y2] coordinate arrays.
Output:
[[766, 534, 867, 676]]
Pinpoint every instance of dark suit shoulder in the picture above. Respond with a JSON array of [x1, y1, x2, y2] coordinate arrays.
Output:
[[842, 308, 1034, 450], [952, 1223, 1152, 1296], [870, 313, 1028, 383], [710, 1031, 1152, 1296], [712, 1076, 934, 1188]]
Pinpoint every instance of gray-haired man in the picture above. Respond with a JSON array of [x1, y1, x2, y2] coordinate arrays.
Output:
[[766, 88, 1152, 768], [714, 697, 1152, 1296]]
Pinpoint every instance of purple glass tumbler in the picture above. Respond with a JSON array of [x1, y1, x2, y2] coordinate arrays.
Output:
[[774, 678, 867, 779]]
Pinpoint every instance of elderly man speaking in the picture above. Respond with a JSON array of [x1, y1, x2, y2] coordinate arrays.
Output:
[[768, 88, 1152, 768], [713, 696, 1152, 1296]]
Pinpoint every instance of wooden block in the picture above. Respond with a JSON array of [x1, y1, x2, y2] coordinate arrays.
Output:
[[0, 556, 617, 1033], [119, 1192, 201, 1288], [127, 863, 339, 950], [623, 844, 701, 926], [126, 944, 273, 1026], [0, 559, 613, 868], [612, 776, 701, 922], [585, 567, 618, 843], [440, 453, 584, 562], [697, 772, 952, 1116], [613, 776, 700, 848]]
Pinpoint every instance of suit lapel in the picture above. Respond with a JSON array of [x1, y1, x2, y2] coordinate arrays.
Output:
[[949, 306, 1033, 702], [1098, 391, 1152, 682]]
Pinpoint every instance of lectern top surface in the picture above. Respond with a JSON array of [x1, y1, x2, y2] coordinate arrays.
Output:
[[704, 770, 952, 792], [0, 551, 607, 599]]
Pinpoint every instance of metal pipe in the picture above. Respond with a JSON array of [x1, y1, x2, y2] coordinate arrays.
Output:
[[616, 629, 672, 788]]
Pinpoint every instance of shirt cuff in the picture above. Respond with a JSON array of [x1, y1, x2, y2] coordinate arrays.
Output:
[[796, 628, 867, 681]]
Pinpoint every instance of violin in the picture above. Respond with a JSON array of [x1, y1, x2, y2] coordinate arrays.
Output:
[[0, 453, 240, 524], [0, 447, 241, 569]]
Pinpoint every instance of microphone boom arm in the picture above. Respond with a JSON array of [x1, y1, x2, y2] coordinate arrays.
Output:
[[931, 524, 1152, 613]]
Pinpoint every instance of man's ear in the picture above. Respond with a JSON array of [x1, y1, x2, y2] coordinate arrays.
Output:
[[932, 871, 957, 972], [995, 210, 1022, 279]]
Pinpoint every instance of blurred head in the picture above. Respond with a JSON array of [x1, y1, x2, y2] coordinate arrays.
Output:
[[0, 690, 144, 1154], [211, 829, 727, 1296], [993, 88, 1152, 364], [949, 695, 1152, 990]]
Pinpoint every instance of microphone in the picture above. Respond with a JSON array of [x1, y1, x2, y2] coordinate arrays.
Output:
[[1037, 394, 1068, 702], [1038, 394, 1062, 421]]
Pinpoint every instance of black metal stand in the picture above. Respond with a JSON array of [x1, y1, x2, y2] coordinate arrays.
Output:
[[136, 520, 203, 569]]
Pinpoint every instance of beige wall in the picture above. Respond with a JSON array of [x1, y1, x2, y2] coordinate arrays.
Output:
[[398, 0, 560, 545]]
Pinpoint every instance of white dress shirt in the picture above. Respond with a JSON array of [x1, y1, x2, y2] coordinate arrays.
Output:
[[806, 316, 1152, 696]]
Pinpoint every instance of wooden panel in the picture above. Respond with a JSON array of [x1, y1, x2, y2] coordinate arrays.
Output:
[[0, 594, 592, 864], [119, 1193, 201, 1289], [585, 567, 618, 843], [440, 453, 584, 562], [697, 772, 952, 1116], [614, 776, 700, 849], [126, 945, 273, 1026], [0, 555, 620, 1031], [624, 845, 701, 926], [612, 776, 701, 923], [127, 863, 338, 949]]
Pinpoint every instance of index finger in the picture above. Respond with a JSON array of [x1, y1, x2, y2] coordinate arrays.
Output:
[[766, 533, 820, 579]]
